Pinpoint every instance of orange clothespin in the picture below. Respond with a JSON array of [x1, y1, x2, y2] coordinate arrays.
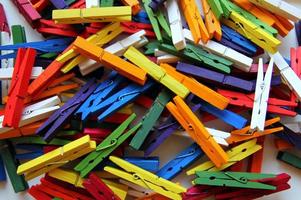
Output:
[[32, 0, 49, 12], [72, 36, 147, 85], [121, 0, 141, 15], [274, 138, 294, 150], [160, 63, 229, 110], [180, 0, 209, 44], [201, 0, 222, 41], [248, 136, 265, 173], [227, 117, 283, 144], [166, 96, 228, 167], [3, 48, 36, 128]]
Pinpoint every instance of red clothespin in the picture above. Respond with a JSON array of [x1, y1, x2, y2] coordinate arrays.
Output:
[[37, 19, 78, 37], [290, 47, 301, 103], [69, 0, 85, 8], [3, 48, 36, 128], [121, 22, 156, 37], [218, 89, 297, 116], [83, 128, 111, 139], [83, 173, 121, 200], [12, 0, 41, 28], [0, 3, 10, 34], [248, 136, 265, 173], [135, 95, 154, 109], [84, 22, 106, 35], [28, 185, 53, 200]]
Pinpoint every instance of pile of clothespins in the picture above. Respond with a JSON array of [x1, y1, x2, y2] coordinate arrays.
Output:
[[0, 0, 301, 199]]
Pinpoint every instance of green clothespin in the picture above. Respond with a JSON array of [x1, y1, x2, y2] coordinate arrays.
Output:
[[65, 0, 77, 6], [130, 89, 173, 150], [74, 113, 142, 177], [159, 43, 232, 74], [142, 0, 171, 42], [40, 52, 58, 59], [52, 198, 63, 200], [277, 151, 301, 169], [207, 0, 224, 19], [193, 171, 277, 190], [144, 41, 161, 55], [101, 0, 114, 7], [9, 136, 71, 146], [219, 0, 232, 18], [0, 141, 28, 192], [56, 130, 78, 136], [11, 25, 26, 44]]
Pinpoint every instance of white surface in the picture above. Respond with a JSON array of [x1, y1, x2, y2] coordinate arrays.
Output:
[[0, 0, 301, 200]]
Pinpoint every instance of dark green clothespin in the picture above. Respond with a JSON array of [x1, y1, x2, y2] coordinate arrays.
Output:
[[144, 41, 161, 55], [277, 151, 301, 169], [193, 171, 277, 190], [0, 140, 28, 192], [65, 0, 77, 6], [159, 43, 232, 73], [9, 136, 71, 146], [130, 89, 173, 150], [40, 52, 58, 59], [101, 0, 114, 7], [56, 130, 78, 136], [142, 0, 171, 42], [11, 25, 26, 44]]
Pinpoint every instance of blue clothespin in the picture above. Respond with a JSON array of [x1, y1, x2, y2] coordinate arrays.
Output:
[[275, 123, 301, 150], [221, 25, 257, 56], [199, 101, 248, 129], [15, 151, 44, 160], [133, 11, 151, 24], [90, 81, 155, 122], [295, 21, 301, 46], [14, 145, 44, 160], [124, 157, 160, 172], [49, 0, 68, 9], [0, 156, 6, 181], [76, 72, 124, 121], [156, 143, 204, 180], [36, 79, 98, 142]]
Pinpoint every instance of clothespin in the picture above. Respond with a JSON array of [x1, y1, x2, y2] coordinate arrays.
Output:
[[277, 151, 301, 169], [36, 79, 97, 142], [119, 179, 153, 198], [133, 11, 151, 24], [0, 67, 43, 80], [105, 156, 187, 200], [130, 89, 173, 150], [121, 0, 140, 15], [0, 156, 6, 181], [10, 136, 70, 146], [17, 135, 96, 180], [167, 96, 228, 167], [121, 22, 155, 37], [83, 173, 121, 200], [193, 171, 276, 190], [85, 0, 100, 8], [78, 30, 149, 75], [187, 139, 262, 174], [270, 51, 301, 101], [160, 63, 229, 110], [12, 0, 41, 27], [52, 7, 132, 24], [166, 0, 186, 50], [148, 0, 166, 12], [11, 25, 26, 44], [207, 0, 223, 19], [75, 113, 141, 177], [37, 19, 78, 37], [124, 46, 190, 98], [290, 47, 301, 103], [0, 96, 61, 135], [249, 0, 301, 22], [180, 0, 209, 44], [28, 185, 52, 200], [159, 42, 233, 74], [3, 48, 36, 128], [0, 3, 10, 34], [227, 117, 283, 144], [49, 0, 68, 9], [183, 29, 253, 72], [123, 157, 160, 172], [141, 0, 171, 42], [156, 143, 204, 180], [295, 21, 301, 46], [249, 58, 274, 132]]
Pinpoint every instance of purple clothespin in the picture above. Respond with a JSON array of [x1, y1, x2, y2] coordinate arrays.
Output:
[[49, 0, 68, 9], [36, 79, 98, 142], [295, 21, 301, 46]]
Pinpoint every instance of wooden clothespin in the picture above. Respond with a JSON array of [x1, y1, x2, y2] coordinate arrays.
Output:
[[74, 113, 142, 177], [12, 0, 41, 27], [52, 7, 132, 24], [0, 121, 43, 140], [290, 47, 301, 103], [105, 156, 187, 200], [148, 0, 166, 12], [124, 46, 190, 98], [167, 96, 228, 167], [277, 151, 301, 169], [121, 0, 141, 15], [85, 0, 100, 8], [0, 3, 10, 34], [3, 48, 36, 128], [37, 19, 78, 37], [0, 67, 43, 80], [121, 22, 155, 37], [49, 0, 68, 9], [207, 0, 223, 19], [179, 0, 209, 44], [17, 135, 96, 180], [187, 139, 262, 174]]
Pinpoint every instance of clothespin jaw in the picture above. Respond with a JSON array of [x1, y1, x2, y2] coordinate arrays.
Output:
[[74, 113, 142, 177], [104, 156, 187, 200], [193, 171, 277, 190], [17, 135, 96, 180], [166, 96, 228, 167]]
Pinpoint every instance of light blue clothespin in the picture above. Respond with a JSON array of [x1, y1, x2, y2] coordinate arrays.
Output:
[[124, 157, 160, 172]]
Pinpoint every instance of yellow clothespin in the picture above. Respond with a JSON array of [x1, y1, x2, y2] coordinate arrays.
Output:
[[48, 168, 128, 200], [124, 46, 190, 98], [53, 7, 132, 24], [58, 22, 123, 73], [186, 139, 262, 175], [17, 135, 96, 180], [105, 156, 186, 200]]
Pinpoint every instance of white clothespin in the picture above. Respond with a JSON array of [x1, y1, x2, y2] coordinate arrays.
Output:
[[85, 0, 100, 8], [0, 96, 61, 134], [249, 0, 301, 22], [250, 58, 274, 132], [154, 49, 180, 64], [270, 51, 301, 101], [0, 67, 43, 80], [119, 179, 152, 198], [183, 29, 253, 72], [78, 30, 148, 75], [166, 0, 186, 50]]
